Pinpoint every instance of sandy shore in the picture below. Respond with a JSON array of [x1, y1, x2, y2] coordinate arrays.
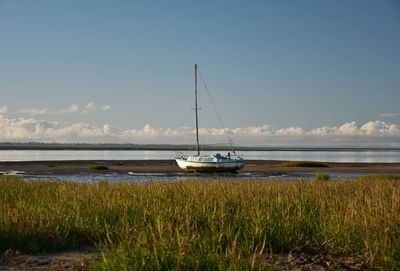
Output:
[[1, 160, 400, 175]]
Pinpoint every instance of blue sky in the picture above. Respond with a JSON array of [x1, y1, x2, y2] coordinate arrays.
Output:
[[0, 0, 399, 146]]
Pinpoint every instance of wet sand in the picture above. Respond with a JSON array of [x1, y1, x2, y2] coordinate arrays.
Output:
[[1, 160, 400, 175]]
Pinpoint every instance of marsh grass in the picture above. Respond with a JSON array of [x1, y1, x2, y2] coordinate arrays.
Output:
[[280, 161, 329, 167], [0, 175, 399, 270], [89, 165, 109, 170], [357, 174, 400, 181], [315, 172, 330, 181]]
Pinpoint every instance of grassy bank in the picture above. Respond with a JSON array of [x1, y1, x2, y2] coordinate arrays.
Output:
[[1, 176, 399, 270]]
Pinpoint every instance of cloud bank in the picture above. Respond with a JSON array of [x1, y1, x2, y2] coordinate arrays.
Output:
[[0, 114, 399, 146]]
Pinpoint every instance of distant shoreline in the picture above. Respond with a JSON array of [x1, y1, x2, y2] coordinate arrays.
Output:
[[0, 143, 399, 151]]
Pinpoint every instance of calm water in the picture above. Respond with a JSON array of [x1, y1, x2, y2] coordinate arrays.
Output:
[[0, 150, 399, 163], [20, 171, 372, 183]]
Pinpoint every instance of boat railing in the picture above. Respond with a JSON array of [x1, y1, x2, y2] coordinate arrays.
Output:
[[229, 152, 244, 160], [175, 151, 187, 159]]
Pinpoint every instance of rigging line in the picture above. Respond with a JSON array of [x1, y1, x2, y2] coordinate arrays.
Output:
[[197, 68, 236, 151]]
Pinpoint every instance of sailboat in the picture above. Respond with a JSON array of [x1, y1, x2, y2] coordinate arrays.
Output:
[[175, 64, 245, 172]]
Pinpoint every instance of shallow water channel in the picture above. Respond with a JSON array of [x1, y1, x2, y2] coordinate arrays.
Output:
[[19, 171, 374, 183]]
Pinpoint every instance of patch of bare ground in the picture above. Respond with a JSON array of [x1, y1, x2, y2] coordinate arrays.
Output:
[[0, 245, 98, 271], [265, 246, 373, 271], [0, 246, 378, 271]]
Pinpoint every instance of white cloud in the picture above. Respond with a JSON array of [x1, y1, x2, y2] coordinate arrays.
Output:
[[15, 102, 109, 116], [60, 104, 80, 114], [82, 102, 111, 114], [0, 116, 399, 146], [16, 105, 79, 116], [337, 121, 359, 135], [360, 120, 397, 136], [17, 107, 49, 116], [304, 121, 400, 138], [276, 127, 304, 136], [232, 125, 275, 136], [379, 113, 400, 118], [0, 116, 113, 141], [0, 106, 7, 114], [308, 126, 337, 136]]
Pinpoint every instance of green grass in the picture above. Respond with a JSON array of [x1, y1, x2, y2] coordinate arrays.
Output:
[[315, 172, 330, 181], [89, 165, 109, 170], [280, 161, 329, 167], [0, 176, 399, 270]]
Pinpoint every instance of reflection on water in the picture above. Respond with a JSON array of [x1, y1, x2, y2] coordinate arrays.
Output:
[[241, 150, 400, 163], [22, 172, 181, 183], [0, 150, 399, 163]]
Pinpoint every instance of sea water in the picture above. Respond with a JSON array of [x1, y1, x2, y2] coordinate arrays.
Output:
[[0, 150, 399, 163]]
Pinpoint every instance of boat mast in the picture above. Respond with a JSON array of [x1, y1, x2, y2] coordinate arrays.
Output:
[[194, 64, 200, 155]]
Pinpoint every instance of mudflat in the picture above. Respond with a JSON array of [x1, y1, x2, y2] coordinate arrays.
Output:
[[1, 160, 400, 175], [0, 245, 97, 271]]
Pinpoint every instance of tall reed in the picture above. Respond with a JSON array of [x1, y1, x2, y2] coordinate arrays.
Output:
[[0, 175, 399, 270]]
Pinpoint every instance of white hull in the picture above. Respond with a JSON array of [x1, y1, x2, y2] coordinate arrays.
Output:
[[175, 158, 245, 172]]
